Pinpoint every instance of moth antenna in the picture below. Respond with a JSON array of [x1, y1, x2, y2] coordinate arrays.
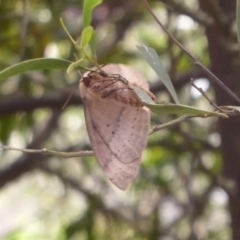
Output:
[[62, 92, 73, 109]]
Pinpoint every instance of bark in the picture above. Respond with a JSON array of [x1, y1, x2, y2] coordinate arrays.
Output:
[[199, 0, 240, 238]]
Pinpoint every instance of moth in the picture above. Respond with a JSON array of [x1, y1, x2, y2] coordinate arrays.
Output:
[[79, 64, 155, 190]]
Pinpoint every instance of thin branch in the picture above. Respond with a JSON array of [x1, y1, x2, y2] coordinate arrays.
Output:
[[190, 78, 223, 112], [143, 0, 240, 105], [0, 110, 61, 188], [143, 0, 195, 62], [149, 115, 196, 135], [194, 62, 240, 105], [0, 146, 93, 158]]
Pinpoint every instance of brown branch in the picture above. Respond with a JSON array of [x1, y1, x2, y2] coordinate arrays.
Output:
[[0, 110, 61, 188], [0, 92, 82, 115], [150, 67, 207, 93]]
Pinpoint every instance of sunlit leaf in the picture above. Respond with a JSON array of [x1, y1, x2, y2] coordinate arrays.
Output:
[[144, 102, 227, 117], [88, 30, 97, 60], [137, 45, 180, 104], [81, 26, 93, 47], [83, 0, 102, 27], [130, 83, 227, 118], [0, 58, 71, 81], [67, 59, 84, 74]]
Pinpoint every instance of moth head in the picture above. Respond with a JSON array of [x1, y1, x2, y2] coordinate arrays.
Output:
[[79, 74, 91, 98], [80, 71, 98, 90], [82, 76, 91, 87], [79, 71, 106, 99]]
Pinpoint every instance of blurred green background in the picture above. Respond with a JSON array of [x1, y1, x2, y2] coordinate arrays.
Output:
[[1, 0, 240, 239]]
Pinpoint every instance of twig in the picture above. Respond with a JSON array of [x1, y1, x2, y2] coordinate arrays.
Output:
[[143, 0, 195, 62], [149, 115, 196, 135], [0, 110, 61, 188], [190, 78, 223, 112], [0, 145, 94, 158], [143, 0, 240, 105], [194, 63, 240, 105]]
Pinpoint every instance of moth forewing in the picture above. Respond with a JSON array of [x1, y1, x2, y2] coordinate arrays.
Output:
[[79, 64, 155, 190]]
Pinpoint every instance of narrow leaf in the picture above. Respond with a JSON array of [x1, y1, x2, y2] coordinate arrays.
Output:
[[130, 84, 155, 104], [219, 106, 240, 112], [88, 30, 97, 60], [137, 45, 180, 104], [81, 26, 93, 47], [129, 83, 227, 118], [0, 58, 71, 81], [83, 0, 102, 27], [67, 59, 84, 74], [144, 102, 227, 118]]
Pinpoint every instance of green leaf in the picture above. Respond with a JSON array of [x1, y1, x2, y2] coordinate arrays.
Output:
[[67, 59, 84, 74], [0, 58, 72, 81], [81, 26, 93, 47], [219, 105, 240, 112], [83, 0, 102, 27], [129, 83, 227, 118], [144, 102, 227, 117], [88, 30, 97, 60], [137, 45, 180, 104], [130, 84, 155, 104]]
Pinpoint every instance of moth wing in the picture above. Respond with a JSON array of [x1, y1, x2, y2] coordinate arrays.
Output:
[[83, 96, 149, 190], [101, 64, 150, 90], [107, 105, 150, 164]]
